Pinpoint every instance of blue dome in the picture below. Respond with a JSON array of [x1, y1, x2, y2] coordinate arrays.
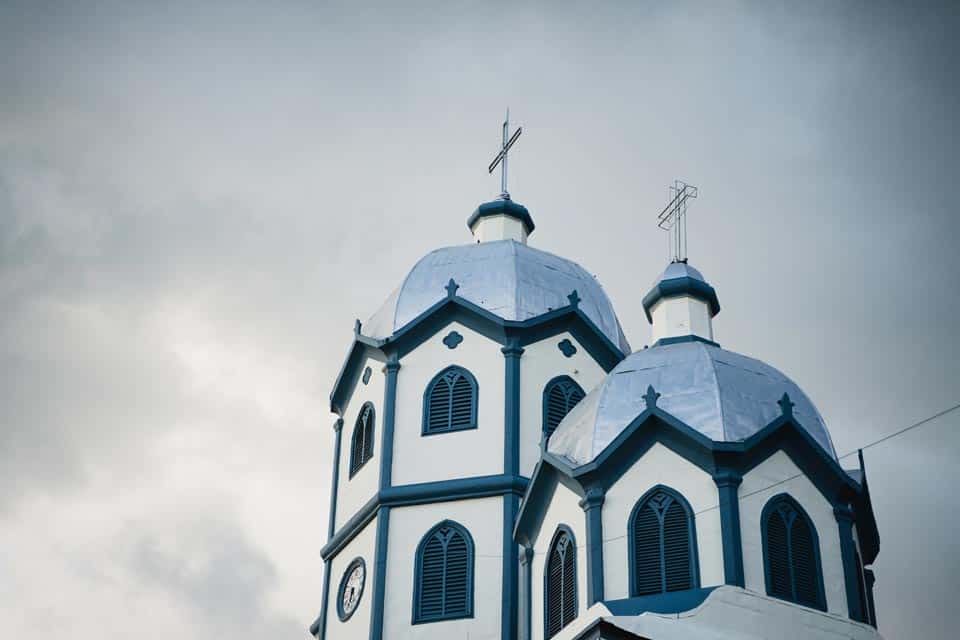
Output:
[[642, 261, 720, 322], [364, 239, 630, 353], [547, 340, 836, 466]]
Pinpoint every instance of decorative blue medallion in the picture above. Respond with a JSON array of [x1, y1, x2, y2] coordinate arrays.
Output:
[[443, 331, 464, 349], [362, 366, 372, 385], [558, 339, 577, 358]]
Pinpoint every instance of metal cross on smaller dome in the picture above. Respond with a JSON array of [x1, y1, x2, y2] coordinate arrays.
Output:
[[488, 109, 522, 200], [657, 180, 699, 263]]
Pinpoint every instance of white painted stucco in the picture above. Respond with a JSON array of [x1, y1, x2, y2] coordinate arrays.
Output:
[[739, 450, 849, 616], [471, 213, 528, 244], [530, 480, 588, 640], [324, 514, 378, 640], [519, 332, 606, 477], [335, 356, 385, 531], [383, 497, 505, 640], [649, 295, 713, 344], [392, 322, 505, 485], [601, 442, 724, 599]]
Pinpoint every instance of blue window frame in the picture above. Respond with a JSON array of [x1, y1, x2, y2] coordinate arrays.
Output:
[[761, 494, 826, 611], [422, 366, 478, 435], [542, 375, 586, 439], [349, 402, 375, 477], [412, 520, 475, 624], [628, 485, 699, 596], [544, 525, 577, 639]]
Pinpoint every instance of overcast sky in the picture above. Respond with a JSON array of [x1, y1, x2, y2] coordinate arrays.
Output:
[[1, 1, 958, 638]]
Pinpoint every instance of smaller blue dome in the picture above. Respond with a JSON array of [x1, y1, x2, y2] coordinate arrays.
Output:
[[467, 198, 535, 235], [642, 261, 720, 322], [547, 341, 836, 466]]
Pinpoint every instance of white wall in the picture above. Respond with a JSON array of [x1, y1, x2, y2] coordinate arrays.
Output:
[[336, 355, 385, 531], [530, 480, 587, 640], [601, 442, 724, 599], [519, 332, 606, 478], [649, 296, 713, 343], [471, 214, 528, 243], [739, 451, 849, 616], [392, 322, 505, 485], [324, 514, 378, 640], [383, 497, 504, 640]]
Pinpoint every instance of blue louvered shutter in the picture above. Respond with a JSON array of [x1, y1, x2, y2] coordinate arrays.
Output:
[[764, 498, 824, 610], [425, 368, 477, 434], [415, 523, 473, 623], [543, 377, 586, 438], [349, 404, 374, 476], [546, 530, 576, 639], [631, 490, 695, 595]]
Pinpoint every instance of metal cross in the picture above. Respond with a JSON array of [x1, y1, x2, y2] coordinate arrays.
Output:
[[487, 109, 522, 200], [657, 180, 699, 263]]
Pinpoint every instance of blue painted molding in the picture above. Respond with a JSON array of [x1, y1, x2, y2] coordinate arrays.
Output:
[[329, 294, 627, 414], [641, 275, 720, 322], [864, 568, 877, 627], [502, 494, 520, 639], [322, 474, 530, 561], [379, 357, 400, 489], [368, 507, 390, 640], [467, 198, 535, 234], [579, 487, 605, 605], [626, 485, 700, 597], [760, 493, 827, 611], [521, 546, 534, 640], [653, 334, 720, 348], [328, 418, 344, 540], [558, 338, 577, 357], [713, 469, 744, 587], [412, 519, 475, 624], [442, 330, 463, 349], [309, 558, 331, 638], [834, 503, 864, 622], [603, 587, 718, 616], [503, 341, 524, 476]]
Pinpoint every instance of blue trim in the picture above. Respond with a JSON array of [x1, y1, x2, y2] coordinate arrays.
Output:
[[834, 503, 864, 622], [309, 559, 331, 638], [652, 334, 719, 348], [379, 358, 400, 488], [368, 507, 390, 640], [760, 493, 827, 611], [442, 330, 463, 349], [602, 587, 718, 616], [422, 365, 479, 435], [580, 488, 605, 605], [503, 342, 523, 475], [714, 470, 744, 587], [412, 519, 476, 624], [336, 557, 367, 621], [328, 419, 344, 540], [626, 485, 700, 597], [467, 198, 535, 234], [641, 275, 720, 322], [322, 474, 529, 561], [362, 366, 372, 385], [502, 493, 520, 638], [864, 568, 877, 627], [544, 524, 578, 640], [521, 546, 533, 640], [558, 338, 577, 357]]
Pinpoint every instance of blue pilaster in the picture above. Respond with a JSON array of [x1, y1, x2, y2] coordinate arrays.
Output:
[[369, 506, 391, 640], [864, 568, 877, 627], [713, 470, 744, 587], [520, 546, 534, 640], [328, 419, 344, 538], [501, 341, 523, 639], [379, 357, 401, 489], [834, 504, 864, 622], [580, 487, 605, 605]]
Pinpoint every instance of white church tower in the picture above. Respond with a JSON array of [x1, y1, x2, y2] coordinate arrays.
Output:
[[309, 126, 882, 640]]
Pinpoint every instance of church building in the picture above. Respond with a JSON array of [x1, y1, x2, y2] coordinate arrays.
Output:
[[309, 125, 882, 640]]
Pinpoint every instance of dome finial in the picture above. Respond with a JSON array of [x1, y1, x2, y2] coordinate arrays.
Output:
[[487, 108, 522, 201], [470, 111, 533, 243], [657, 180, 699, 263]]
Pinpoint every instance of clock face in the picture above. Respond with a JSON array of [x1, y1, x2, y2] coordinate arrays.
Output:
[[338, 558, 365, 621]]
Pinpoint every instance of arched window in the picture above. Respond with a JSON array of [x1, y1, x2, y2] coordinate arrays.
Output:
[[422, 366, 478, 435], [762, 494, 826, 611], [349, 402, 375, 477], [545, 526, 577, 639], [413, 520, 474, 623], [542, 376, 585, 439], [629, 486, 698, 596]]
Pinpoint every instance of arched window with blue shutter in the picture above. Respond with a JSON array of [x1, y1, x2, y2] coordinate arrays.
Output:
[[542, 376, 586, 439], [629, 485, 699, 596], [422, 366, 478, 435], [349, 402, 375, 477], [544, 525, 577, 639], [412, 520, 474, 624], [761, 494, 826, 611]]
